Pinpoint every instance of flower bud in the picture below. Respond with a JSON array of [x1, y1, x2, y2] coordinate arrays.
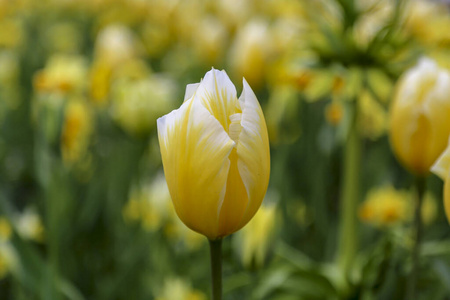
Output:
[[157, 69, 270, 240], [389, 58, 450, 175]]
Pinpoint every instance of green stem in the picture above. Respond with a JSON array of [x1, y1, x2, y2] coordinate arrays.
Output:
[[337, 101, 361, 276], [209, 239, 223, 300], [406, 176, 426, 300]]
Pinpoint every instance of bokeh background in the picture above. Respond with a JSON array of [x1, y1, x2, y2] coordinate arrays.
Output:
[[1, 0, 450, 299]]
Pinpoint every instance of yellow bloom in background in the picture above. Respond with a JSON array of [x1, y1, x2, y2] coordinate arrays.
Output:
[[155, 277, 206, 300], [359, 186, 438, 227], [191, 16, 228, 66], [164, 213, 205, 251], [229, 20, 274, 90], [234, 202, 278, 269], [358, 90, 388, 140], [123, 172, 172, 232], [389, 58, 450, 175], [431, 138, 450, 222], [61, 99, 92, 164], [94, 24, 138, 68], [157, 69, 270, 240], [359, 186, 410, 227], [0, 243, 17, 280], [33, 54, 88, 95], [325, 100, 344, 126], [111, 75, 176, 136]]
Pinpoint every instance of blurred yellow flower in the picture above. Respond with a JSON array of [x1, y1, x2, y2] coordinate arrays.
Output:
[[61, 99, 92, 164], [359, 186, 438, 227], [164, 213, 205, 251], [155, 278, 206, 300], [111, 75, 176, 136], [229, 20, 274, 89], [389, 58, 450, 175], [123, 172, 172, 232], [94, 24, 138, 67], [157, 69, 270, 240], [359, 186, 410, 227], [358, 90, 388, 140], [325, 100, 344, 126], [431, 138, 450, 222], [0, 243, 16, 280], [405, 0, 450, 48], [191, 16, 227, 66], [234, 202, 278, 269], [33, 54, 88, 95]]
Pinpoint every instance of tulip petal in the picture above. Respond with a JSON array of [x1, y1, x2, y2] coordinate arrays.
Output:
[[184, 83, 200, 102], [235, 79, 270, 229], [432, 137, 450, 180], [157, 97, 235, 239], [195, 69, 239, 131]]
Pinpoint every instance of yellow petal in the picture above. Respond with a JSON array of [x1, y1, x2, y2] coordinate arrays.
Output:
[[235, 79, 271, 230], [157, 97, 235, 239], [194, 69, 239, 131], [432, 137, 450, 180]]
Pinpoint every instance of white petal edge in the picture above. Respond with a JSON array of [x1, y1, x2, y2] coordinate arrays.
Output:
[[236, 78, 270, 222], [184, 83, 200, 102], [431, 136, 450, 180]]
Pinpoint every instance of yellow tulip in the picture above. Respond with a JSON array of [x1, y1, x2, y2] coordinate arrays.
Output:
[[157, 69, 270, 240], [389, 58, 450, 175], [431, 138, 450, 222]]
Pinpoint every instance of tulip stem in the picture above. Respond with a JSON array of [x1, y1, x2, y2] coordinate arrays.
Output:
[[337, 100, 361, 276], [209, 238, 223, 300], [406, 176, 426, 300]]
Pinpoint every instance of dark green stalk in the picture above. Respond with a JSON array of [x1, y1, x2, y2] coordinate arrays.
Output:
[[209, 239, 223, 300], [406, 176, 426, 300]]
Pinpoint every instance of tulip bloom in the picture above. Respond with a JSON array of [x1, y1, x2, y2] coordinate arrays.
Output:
[[390, 58, 450, 175], [157, 69, 270, 240], [431, 138, 450, 222]]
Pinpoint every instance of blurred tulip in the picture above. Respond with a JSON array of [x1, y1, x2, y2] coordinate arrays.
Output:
[[389, 58, 450, 175], [358, 90, 388, 140], [61, 99, 92, 164], [94, 24, 137, 67], [155, 277, 206, 300], [325, 100, 344, 126], [157, 68, 270, 240], [33, 54, 88, 95], [229, 20, 274, 89], [111, 75, 176, 136], [359, 186, 410, 227], [234, 202, 278, 269], [431, 138, 450, 222]]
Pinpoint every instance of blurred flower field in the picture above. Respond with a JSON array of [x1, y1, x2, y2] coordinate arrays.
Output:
[[1, 0, 450, 299]]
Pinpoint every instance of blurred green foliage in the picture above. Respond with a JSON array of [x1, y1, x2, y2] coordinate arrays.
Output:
[[1, 0, 450, 299]]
